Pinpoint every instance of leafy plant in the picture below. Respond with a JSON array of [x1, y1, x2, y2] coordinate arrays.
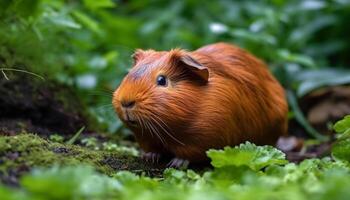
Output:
[[1, 126, 350, 200], [207, 142, 288, 171], [102, 141, 139, 156], [49, 134, 64, 143], [332, 115, 350, 162], [81, 137, 99, 149]]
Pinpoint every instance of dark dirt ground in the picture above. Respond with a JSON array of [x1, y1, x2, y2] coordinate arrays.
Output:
[[0, 73, 88, 136]]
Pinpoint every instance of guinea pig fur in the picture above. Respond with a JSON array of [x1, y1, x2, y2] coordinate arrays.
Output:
[[113, 42, 288, 164]]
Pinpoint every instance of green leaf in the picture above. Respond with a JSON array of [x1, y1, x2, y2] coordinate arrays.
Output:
[[207, 142, 288, 171], [332, 116, 350, 162], [0, 0, 40, 18], [47, 11, 82, 29], [332, 139, 350, 162], [207, 166, 253, 186], [21, 165, 120, 199], [83, 0, 115, 10], [72, 10, 100, 34], [231, 29, 277, 46], [0, 186, 27, 200], [66, 126, 85, 145], [277, 49, 316, 68], [295, 69, 350, 97], [333, 115, 350, 134]]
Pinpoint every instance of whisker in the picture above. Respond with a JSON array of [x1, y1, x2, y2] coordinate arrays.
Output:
[[148, 117, 170, 145], [148, 113, 185, 146], [146, 119, 166, 145], [143, 120, 154, 138], [94, 104, 113, 111], [136, 111, 169, 143], [151, 124, 166, 145], [87, 88, 114, 97], [93, 88, 114, 93], [87, 93, 113, 98], [135, 115, 145, 137], [134, 110, 184, 145]]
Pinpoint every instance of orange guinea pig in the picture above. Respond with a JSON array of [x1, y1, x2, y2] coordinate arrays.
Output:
[[113, 43, 288, 167]]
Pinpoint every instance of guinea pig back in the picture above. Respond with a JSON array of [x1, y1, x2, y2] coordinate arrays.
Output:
[[113, 42, 288, 163]]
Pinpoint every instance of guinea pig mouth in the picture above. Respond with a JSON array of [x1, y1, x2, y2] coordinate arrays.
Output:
[[124, 113, 138, 126], [126, 119, 137, 126]]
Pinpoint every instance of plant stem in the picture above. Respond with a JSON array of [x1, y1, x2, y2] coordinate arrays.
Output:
[[287, 89, 328, 141], [0, 68, 45, 80], [67, 126, 86, 145]]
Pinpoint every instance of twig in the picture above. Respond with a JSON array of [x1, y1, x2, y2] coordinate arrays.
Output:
[[1, 70, 9, 80], [0, 68, 45, 80]]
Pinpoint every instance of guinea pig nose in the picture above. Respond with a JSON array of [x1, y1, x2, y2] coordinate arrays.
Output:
[[121, 100, 135, 108]]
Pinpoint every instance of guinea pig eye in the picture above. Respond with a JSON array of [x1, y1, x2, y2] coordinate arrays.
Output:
[[156, 75, 168, 86]]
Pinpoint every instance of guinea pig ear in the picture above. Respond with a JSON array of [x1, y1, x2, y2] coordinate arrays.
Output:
[[180, 55, 209, 82], [132, 49, 145, 65]]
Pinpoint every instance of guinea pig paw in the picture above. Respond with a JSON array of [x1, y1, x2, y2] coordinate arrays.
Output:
[[141, 152, 161, 164], [167, 158, 189, 169]]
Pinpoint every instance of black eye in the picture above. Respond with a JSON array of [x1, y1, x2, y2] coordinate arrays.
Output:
[[156, 75, 168, 86]]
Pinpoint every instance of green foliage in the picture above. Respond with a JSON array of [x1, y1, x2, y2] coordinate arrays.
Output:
[[293, 69, 350, 97], [333, 115, 350, 135], [21, 166, 120, 199], [102, 142, 139, 156], [207, 142, 288, 171], [1, 0, 350, 134], [1, 132, 350, 200], [49, 134, 64, 143], [81, 137, 99, 149], [332, 115, 350, 162], [80, 136, 139, 156]]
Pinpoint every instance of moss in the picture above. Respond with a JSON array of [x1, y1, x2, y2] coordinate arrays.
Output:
[[0, 134, 164, 186]]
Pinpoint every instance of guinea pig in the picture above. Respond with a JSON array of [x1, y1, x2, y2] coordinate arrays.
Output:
[[113, 43, 288, 167]]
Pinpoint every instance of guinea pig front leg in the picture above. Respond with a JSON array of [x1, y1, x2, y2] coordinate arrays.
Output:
[[167, 157, 189, 169], [137, 138, 170, 164], [170, 145, 208, 168], [141, 151, 162, 163]]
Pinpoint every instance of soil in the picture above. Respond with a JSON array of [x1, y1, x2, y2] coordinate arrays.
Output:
[[0, 73, 87, 136]]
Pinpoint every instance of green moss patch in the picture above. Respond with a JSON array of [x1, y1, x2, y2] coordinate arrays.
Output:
[[0, 134, 164, 186]]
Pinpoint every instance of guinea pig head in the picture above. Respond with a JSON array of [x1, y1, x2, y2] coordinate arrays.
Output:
[[112, 49, 209, 143]]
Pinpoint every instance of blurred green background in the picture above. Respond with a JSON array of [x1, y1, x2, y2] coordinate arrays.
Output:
[[1, 0, 350, 136]]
